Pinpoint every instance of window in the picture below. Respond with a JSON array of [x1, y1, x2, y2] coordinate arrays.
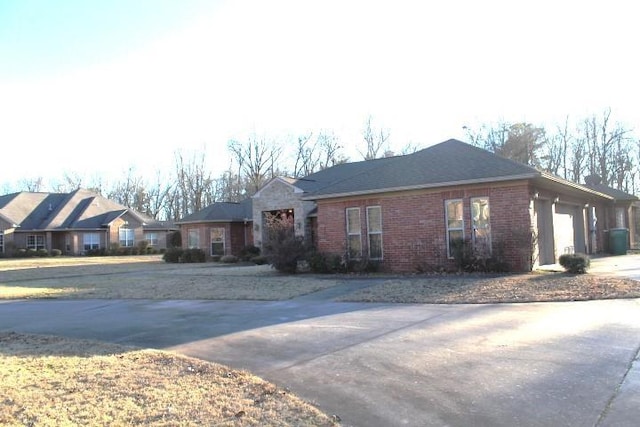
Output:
[[0, 231, 3, 253], [188, 229, 200, 248], [27, 235, 45, 250], [83, 233, 100, 251], [471, 197, 491, 254], [445, 199, 464, 258], [211, 228, 225, 256], [346, 208, 362, 258], [367, 206, 383, 259], [615, 207, 625, 228], [119, 227, 134, 247], [145, 232, 159, 246]]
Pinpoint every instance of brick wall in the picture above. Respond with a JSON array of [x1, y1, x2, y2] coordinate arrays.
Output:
[[317, 181, 533, 272]]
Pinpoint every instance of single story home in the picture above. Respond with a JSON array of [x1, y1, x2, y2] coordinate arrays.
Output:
[[0, 188, 176, 255], [184, 139, 639, 272], [175, 198, 253, 259]]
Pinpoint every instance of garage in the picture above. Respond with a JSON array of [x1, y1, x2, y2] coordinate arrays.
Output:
[[536, 201, 586, 265]]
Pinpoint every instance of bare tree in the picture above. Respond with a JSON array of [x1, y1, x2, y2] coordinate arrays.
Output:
[[291, 131, 347, 177], [173, 149, 215, 217], [541, 117, 572, 177], [359, 116, 390, 160], [228, 135, 282, 194], [18, 177, 45, 192]]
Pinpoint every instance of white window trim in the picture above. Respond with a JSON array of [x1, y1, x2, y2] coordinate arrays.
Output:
[[188, 229, 200, 249], [119, 227, 134, 247], [471, 197, 492, 254], [83, 233, 101, 250], [144, 232, 159, 246], [346, 207, 362, 259], [445, 199, 464, 259], [366, 206, 383, 260], [27, 235, 45, 250], [210, 227, 225, 256]]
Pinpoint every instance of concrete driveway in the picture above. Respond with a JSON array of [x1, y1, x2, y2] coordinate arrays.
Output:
[[1, 257, 639, 426]]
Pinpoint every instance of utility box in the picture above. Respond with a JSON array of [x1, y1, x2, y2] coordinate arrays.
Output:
[[608, 228, 629, 255]]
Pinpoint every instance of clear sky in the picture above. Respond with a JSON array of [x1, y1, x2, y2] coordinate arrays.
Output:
[[1, 0, 638, 189]]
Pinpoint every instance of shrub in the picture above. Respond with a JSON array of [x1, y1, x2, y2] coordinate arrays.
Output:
[[163, 248, 183, 263], [307, 251, 343, 273], [36, 248, 49, 257], [137, 240, 149, 254], [263, 214, 306, 274], [50, 249, 62, 257], [26, 248, 38, 258], [559, 253, 590, 274], [16, 248, 27, 258], [239, 245, 261, 261], [220, 255, 239, 263], [109, 243, 120, 256], [211, 255, 222, 262], [251, 255, 268, 265], [182, 248, 206, 263]]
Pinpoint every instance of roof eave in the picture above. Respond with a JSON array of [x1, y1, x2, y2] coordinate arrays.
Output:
[[537, 172, 614, 200], [302, 173, 539, 201]]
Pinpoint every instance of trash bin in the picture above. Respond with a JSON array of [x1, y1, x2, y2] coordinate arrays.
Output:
[[608, 228, 629, 255]]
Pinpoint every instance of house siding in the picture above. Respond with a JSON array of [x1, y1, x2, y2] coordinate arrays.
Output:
[[317, 182, 533, 272]]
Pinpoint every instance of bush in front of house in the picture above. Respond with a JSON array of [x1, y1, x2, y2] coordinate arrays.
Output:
[[36, 248, 49, 257], [163, 248, 183, 263], [251, 255, 268, 265], [239, 245, 261, 261], [51, 249, 62, 257], [220, 255, 239, 263], [181, 248, 206, 263], [307, 251, 344, 273], [559, 253, 590, 274], [262, 214, 307, 273]]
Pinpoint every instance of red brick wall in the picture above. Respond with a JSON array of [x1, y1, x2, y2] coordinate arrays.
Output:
[[316, 182, 533, 272]]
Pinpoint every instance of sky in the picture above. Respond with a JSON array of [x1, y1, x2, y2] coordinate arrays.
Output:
[[1, 0, 638, 190]]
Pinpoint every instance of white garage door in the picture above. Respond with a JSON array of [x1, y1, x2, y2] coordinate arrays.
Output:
[[554, 204, 575, 256]]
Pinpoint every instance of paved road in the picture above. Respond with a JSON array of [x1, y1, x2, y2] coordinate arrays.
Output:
[[1, 294, 639, 426], [2, 254, 639, 426]]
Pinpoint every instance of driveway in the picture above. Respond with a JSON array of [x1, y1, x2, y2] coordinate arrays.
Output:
[[1, 258, 639, 426]]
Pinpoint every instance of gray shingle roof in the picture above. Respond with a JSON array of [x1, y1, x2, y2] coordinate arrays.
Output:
[[176, 198, 252, 223], [299, 139, 540, 198], [0, 189, 171, 231], [585, 184, 638, 201]]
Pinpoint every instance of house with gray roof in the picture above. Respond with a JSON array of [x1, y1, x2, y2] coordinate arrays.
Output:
[[249, 139, 638, 271], [175, 199, 253, 259], [0, 188, 176, 256]]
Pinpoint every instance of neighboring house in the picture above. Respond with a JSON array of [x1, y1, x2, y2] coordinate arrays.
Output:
[[0, 188, 176, 255], [183, 139, 639, 272], [175, 199, 253, 259]]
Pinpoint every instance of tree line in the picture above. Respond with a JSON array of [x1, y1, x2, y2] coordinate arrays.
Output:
[[4, 110, 638, 221]]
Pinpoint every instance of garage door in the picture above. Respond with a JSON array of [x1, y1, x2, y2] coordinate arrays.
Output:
[[554, 204, 576, 256]]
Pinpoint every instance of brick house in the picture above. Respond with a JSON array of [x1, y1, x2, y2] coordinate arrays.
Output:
[[175, 199, 253, 259], [0, 188, 175, 255], [249, 139, 638, 272]]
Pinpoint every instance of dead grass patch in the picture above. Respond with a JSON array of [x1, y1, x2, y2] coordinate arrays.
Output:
[[337, 273, 640, 304], [0, 259, 337, 300], [0, 332, 338, 426]]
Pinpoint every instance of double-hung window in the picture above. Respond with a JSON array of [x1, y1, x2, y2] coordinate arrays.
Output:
[[83, 233, 100, 251], [27, 235, 45, 250], [145, 232, 159, 246], [471, 197, 491, 254], [445, 200, 464, 258], [188, 229, 200, 249], [346, 208, 362, 258], [367, 206, 383, 259], [211, 228, 225, 256], [119, 227, 134, 247]]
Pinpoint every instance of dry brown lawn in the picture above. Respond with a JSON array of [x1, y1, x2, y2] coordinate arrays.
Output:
[[0, 332, 337, 427], [0, 256, 338, 300], [337, 272, 640, 304]]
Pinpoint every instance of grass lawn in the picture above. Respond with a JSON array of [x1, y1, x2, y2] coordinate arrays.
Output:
[[0, 332, 337, 426], [0, 256, 338, 300]]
